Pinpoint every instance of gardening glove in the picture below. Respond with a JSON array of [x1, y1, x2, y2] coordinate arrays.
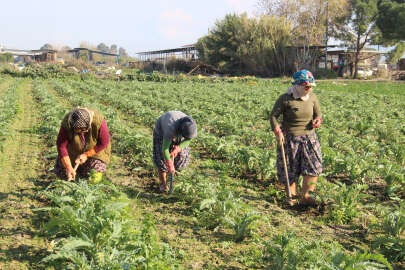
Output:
[[274, 126, 285, 145], [169, 145, 181, 159], [75, 153, 88, 165], [312, 117, 322, 128], [165, 159, 175, 174]]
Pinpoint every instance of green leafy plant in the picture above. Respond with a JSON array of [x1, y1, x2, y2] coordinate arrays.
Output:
[[372, 204, 405, 262], [262, 233, 392, 270], [224, 211, 260, 242], [381, 164, 405, 199], [35, 180, 177, 269], [198, 188, 242, 230], [319, 182, 368, 224]]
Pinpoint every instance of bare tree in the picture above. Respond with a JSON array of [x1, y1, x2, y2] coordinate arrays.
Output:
[[257, 0, 349, 70]]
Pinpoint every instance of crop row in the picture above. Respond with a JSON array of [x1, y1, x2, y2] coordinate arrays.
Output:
[[0, 79, 21, 153], [44, 77, 404, 266], [58, 78, 404, 199], [31, 79, 181, 268]]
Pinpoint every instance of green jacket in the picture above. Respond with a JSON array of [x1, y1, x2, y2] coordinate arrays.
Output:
[[61, 108, 111, 164]]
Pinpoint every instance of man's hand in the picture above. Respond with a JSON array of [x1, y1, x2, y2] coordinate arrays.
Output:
[[165, 159, 175, 174], [75, 154, 88, 165], [170, 145, 182, 159], [274, 126, 285, 145], [312, 117, 322, 128]]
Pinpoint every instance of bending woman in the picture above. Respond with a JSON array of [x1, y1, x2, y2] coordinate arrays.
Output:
[[153, 111, 197, 193], [54, 107, 111, 181]]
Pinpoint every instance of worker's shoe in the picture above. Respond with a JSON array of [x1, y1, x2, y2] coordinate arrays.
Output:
[[287, 195, 299, 206], [299, 195, 317, 206], [287, 198, 298, 206], [159, 183, 169, 193]]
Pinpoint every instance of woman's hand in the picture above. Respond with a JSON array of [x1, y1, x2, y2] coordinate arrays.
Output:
[[170, 145, 182, 159], [274, 126, 285, 145], [312, 117, 322, 128], [165, 159, 175, 174], [75, 154, 88, 165], [66, 167, 76, 181]]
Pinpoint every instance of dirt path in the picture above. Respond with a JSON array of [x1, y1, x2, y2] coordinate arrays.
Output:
[[0, 79, 48, 269]]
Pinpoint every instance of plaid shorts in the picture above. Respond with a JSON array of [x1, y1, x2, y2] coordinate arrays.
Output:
[[277, 132, 322, 184], [54, 157, 107, 180], [152, 129, 191, 172]]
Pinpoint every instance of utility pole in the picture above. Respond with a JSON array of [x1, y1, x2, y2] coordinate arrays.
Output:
[[324, 0, 329, 69]]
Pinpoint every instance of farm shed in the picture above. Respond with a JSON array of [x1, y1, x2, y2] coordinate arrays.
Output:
[[136, 44, 197, 62], [326, 48, 387, 77], [0, 48, 57, 63], [68, 48, 120, 65]]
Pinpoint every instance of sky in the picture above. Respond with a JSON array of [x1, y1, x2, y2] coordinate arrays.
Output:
[[0, 0, 258, 57]]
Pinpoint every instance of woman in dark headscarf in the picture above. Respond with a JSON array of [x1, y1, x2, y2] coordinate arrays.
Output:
[[153, 111, 197, 192], [54, 107, 111, 181]]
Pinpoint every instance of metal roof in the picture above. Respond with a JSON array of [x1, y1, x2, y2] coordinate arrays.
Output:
[[68, 48, 119, 57], [137, 45, 196, 55], [0, 48, 56, 56]]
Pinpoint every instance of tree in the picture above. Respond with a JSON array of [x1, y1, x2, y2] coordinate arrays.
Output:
[[0, 53, 13, 63], [119, 47, 128, 57], [376, 0, 405, 64], [40, 43, 53, 50], [332, 0, 380, 78], [377, 0, 405, 41], [79, 41, 96, 49], [110, 44, 117, 54], [196, 13, 293, 76], [196, 14, 252, 75], [97, 43, 109, 52], [387, 41, 405, 63], [60, 46, 72, 51], [257, 0, 350, 69]]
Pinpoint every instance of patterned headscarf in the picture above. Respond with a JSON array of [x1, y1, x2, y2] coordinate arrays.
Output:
[[70, 109, 90, 130], [292, 70, 316, 86]]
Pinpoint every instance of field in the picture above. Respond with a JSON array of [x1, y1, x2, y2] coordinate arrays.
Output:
[[0, 74, 403, 269]]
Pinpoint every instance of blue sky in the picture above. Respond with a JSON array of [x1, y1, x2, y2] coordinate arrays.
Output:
[[0, 0, 257, 56]]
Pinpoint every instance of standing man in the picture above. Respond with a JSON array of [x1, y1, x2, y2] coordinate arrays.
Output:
[[270, 70, 323, 206], [54, 107, 111, 181], [153, 111, 197, 193]]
